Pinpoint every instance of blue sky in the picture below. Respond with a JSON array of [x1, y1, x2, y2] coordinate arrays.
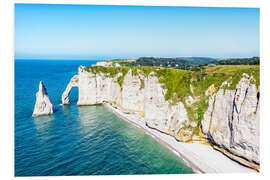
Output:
[[15, 4, 259, 60]]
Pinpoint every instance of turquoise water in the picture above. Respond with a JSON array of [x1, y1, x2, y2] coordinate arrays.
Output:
[[15, 59, 194, 176]]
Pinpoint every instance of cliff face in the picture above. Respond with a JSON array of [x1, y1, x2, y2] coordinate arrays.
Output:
[[76, 66, 122, 105], [33, 81, 53, 117], [143, 72, 189, 138], [62, 66, 260, 169], [202, 74, 260, 167]]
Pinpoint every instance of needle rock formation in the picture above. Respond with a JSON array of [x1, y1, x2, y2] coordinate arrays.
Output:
[[32, 81, 53, 117]]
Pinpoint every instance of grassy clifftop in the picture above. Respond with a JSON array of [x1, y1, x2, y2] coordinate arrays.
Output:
[[84, 65, 259, 96], [83, 65, 259, 137]]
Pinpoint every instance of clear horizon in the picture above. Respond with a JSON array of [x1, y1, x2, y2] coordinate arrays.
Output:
[[15, 4, 259, 60], [14, 55, 259, 61]]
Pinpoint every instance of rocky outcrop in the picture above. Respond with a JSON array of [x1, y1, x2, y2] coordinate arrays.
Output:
[[32, 81, 53, 117], [63, 67, 260, 169], [202, 74, 260, 168], [62, 75, 79, 104]]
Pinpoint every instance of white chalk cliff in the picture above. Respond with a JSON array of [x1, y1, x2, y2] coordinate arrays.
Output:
[[32, 81, 53, 117], [62, 66, 260, 170], [202, 74, 259, 168]]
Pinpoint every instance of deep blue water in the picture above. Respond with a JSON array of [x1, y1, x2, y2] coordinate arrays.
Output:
[[15, 59, 193, 176]]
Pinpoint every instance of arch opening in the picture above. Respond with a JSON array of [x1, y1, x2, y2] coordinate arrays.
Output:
[[62, 75, 79, 105]]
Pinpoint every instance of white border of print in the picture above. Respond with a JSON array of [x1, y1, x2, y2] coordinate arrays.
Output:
[[1, 0, 269, 180]]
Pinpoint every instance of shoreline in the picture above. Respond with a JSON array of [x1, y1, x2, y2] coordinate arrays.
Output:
[[103, 103, 255, 173]]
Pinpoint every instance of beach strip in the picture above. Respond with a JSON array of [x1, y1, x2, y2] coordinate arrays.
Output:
[[103, 103, 255, 173]]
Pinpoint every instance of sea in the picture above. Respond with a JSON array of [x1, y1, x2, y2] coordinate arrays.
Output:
[[14, 59, 194, 176]]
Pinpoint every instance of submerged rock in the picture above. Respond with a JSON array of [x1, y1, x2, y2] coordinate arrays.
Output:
[[32, 81, 53, 117]]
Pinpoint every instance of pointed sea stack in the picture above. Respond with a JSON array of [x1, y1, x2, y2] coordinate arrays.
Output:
[[32, 81, 53, 117]]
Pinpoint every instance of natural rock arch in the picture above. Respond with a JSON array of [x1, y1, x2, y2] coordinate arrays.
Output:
[[62, 75, 79, 104]]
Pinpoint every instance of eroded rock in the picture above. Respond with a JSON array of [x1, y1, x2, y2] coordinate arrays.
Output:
[[62, 75, 79, 104], [202, 74, 260, 165], [32, 81, 53, 117]]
